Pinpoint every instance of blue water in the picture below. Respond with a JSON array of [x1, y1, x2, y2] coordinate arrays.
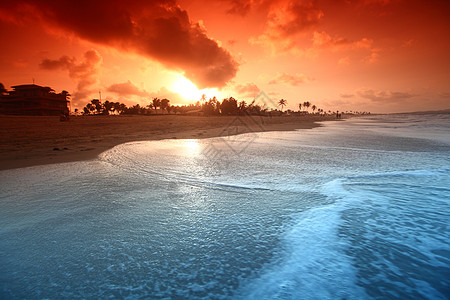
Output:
[[1, 113, 449, 299]]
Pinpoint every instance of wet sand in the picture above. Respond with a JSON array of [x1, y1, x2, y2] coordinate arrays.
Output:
[[0, 114, 336, 170]]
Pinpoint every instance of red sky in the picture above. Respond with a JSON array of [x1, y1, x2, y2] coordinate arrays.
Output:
[[0, 0, 449, 113]]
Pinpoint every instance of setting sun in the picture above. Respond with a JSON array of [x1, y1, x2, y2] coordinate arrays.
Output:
[[171, 75, 221, 102]]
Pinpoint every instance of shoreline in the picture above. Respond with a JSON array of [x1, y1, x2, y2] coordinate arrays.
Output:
[[0, 114, 339, 171]]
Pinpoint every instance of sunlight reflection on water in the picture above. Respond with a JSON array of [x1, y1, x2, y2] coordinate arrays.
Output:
[[178, 139, 201, 155]]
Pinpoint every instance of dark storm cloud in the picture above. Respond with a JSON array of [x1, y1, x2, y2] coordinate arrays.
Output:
[[1, 0, 238, 89]]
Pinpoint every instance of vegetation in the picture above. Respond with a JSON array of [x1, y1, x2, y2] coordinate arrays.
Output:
[[0, 83, 6, 95], [79, 96, 370, 117], [278, 99, 287, 111]]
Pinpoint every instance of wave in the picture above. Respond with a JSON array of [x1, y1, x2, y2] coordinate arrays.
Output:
[[236, 165, 450, 299], [235, 178, 368, 299]]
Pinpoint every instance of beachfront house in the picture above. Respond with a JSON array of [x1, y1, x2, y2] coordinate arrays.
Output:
[[0, 84, 70, 116]]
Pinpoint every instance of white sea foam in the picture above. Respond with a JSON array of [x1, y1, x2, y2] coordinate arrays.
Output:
[[236, 180, 368, 299]]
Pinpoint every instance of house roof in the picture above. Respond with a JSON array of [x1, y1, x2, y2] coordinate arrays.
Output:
[[11, 84, 54, 92]]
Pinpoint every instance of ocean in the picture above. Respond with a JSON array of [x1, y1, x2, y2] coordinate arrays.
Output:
[[1, 113, 449, 299]]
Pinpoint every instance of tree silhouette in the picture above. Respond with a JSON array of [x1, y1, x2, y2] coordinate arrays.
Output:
[[221, 97, 238, 115], [85, 103, 95, 114], [103, 100, 114, 115], [278, 99, 287, 111], [90, 99, 102, 114], [76, 93, 339, 117], [113, 102, 123, 114], [303, 101, 311, 113], [152, 98, 161, 114], [238, 101, 247, 114], [0, 83, 6, 95], [160, 98, 170, 113], [202, 97, 220, 115], [61, 90, 71, 101]]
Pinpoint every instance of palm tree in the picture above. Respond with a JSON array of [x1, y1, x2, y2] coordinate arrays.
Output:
[[152, 98, 161, 114], [298, 103, 302, 112], [146, 103, 154, 113], [303, 101, 311, 113], [278, 99, 287, 111], [239, 100, 247, 113], [312, 105, 317, 114]]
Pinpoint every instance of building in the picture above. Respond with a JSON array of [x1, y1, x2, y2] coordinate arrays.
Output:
[[0, 84, 70, 116]]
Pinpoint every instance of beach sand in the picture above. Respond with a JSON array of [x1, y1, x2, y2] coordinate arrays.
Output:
[[0, 114, 336, 170]]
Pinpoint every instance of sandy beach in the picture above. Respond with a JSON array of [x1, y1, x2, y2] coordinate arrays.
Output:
[[0, 114, 337, 170]]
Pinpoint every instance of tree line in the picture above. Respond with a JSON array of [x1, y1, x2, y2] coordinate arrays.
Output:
[[80, 98, 200, 115], [79, 96, 370, 116]]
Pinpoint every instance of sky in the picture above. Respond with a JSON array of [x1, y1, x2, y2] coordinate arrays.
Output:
[[0, 0, 449, 113]]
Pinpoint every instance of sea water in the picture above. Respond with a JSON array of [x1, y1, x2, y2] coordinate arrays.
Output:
[[0, 113, 449, 299]]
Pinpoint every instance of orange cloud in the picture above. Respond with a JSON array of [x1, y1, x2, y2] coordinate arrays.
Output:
[[234, 82, 260, 98], [356, 88, 415, 102], [308, 31, 380, 62], [39, 50, 102, 104], [251, 0, 324, 52], [339, 93, 355, 98], [268, 72, 313, 86], [106, 81, 150, 98], [312, 31, 372, 50], [222, 0, 254, 16], [1, 0, 238, 89], [105, 82, 185, 105]]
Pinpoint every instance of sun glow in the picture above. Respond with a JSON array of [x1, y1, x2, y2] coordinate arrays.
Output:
[[170, 75, 221, 102]]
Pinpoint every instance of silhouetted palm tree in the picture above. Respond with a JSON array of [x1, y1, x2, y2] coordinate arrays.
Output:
[[312, 105, 316, 114], [239, 100, 247, 113], [278, 99, 287, 111], [298, 103, 302, 112], [303, 101, 311, 113], [152, 98, 161, 114]]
